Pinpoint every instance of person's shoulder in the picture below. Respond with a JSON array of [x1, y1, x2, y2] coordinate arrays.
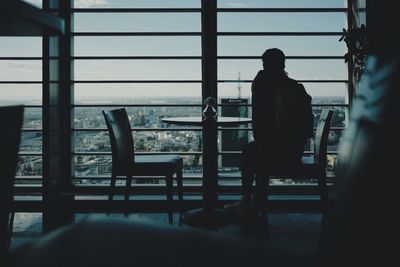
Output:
[[254, 70, 266, 81]]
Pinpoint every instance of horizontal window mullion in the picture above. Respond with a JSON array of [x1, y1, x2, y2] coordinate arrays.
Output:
[[72, 80, 201, 83], [73, 152, 202, 156], [218, 32, 343, 36], [72, 80, 347, 84], [73, 128, 201, 131], [73, 104, 201, 107], [0, 57, 43, 60], [72, 32, 201, 36], [73, 56, 201, 60], [217, 8, 348, 13], [219, 80, 348, 83], [0, 81, 42, 84], [71, 56, 344, 60], [21, 128, 43, 131], [219, 56, 344, 60], [18, 152, 42, 156], [71, 8, 201, 13], [218, 151, 340, 155]]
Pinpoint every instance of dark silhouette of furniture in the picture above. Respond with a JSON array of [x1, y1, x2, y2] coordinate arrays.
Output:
[[0, 105, 24, 259], [259, 109, 334, 209], [103, 108, 183, 223], [162, 116, 252, 228]]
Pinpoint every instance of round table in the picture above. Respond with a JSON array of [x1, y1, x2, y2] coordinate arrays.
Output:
[[162, 116, 252, 229]]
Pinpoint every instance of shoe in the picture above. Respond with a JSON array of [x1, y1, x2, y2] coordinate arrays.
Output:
[[224, 198, 252, 216]]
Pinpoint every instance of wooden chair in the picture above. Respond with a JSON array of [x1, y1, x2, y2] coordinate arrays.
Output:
[[102, 108, 183, 224], [261, 108, 334, 209], [0, 105, 24, 258]]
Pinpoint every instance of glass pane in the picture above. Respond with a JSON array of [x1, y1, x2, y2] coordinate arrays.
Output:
[[17, 156, 42, 176], [74, 83, 201, 103], [22, 0, 42, 8], [218, 13, 346, 32], [73, 0, 200, 8], [218, 36, 346, 56], [74, 130, 201, 152], [218, 82, 252, 99], [23, 108, 42, 129], [74, 36, 201, 56], [20, 131, 42, 153], [74, 107, 203, 129], [0, 37, 42, 57], [0, 60, 42, 81], [74, 60, 201, 80], [74, 13, 201, 32], [218, 0, 346, 8], [0, 84, 42, 105], [73, 155, 202, 177], [303, 83, 348, 103], [218, 59, 347, 80]]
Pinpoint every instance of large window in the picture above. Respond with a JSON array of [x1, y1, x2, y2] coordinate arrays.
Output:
[[216, 0, 349, 185], [2, 0, 352, 199], [0, 31, 43, 192], [71, 0, 203, 189]]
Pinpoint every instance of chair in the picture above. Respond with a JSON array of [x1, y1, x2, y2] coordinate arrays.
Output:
[[262, 108, 334, 208], [0, 105, 24, 258], [102, 108, 183, 224]]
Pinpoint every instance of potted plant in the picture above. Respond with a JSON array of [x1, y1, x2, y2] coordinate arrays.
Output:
[[339, 24, 368, 81]]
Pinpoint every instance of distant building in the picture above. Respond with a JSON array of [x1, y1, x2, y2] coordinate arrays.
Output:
[[220, 98, 249, 168]]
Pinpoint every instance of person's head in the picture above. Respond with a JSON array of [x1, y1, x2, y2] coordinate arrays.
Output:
[[262, 48, 285, 73]]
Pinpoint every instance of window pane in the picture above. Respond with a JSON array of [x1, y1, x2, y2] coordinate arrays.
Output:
[[0, 60, 42, 81], [74, 107, 202, 129], [74, 36, 201, 56], [20, 131, 42, 152], [0, 37, 42, 57], [22, 0, 42, 8], [74, 13, 201, 32], [218, 59, 347, 80], [218, 13, 346, 32], [17, 156, 42, 177], [73, 0, 200, 8], [218, 0, 346, 8], [304, 83, 348, 104], [218, 36, 346, 56], [23, 108, 42, 130], [75, 83, 201, 103], [74, 60, 201, 80], [73, 155, 202, 177], [0, 84, 42, 105]]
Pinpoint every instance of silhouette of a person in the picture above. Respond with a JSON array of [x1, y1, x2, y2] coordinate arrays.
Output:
[[225, 48, 313, 214]]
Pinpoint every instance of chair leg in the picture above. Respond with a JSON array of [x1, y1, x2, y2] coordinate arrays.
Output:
[[318, 171, 329, 209], [166, 174, 173, 225], [177, 160, 183, 202], [107, 173, 117, 215], [124, 175, 132, 217]]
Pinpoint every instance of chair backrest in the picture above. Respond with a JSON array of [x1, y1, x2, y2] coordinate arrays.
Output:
[[314, 109, 334, 167], [0, 105, 24, 203], [102, 108, 135, 173]]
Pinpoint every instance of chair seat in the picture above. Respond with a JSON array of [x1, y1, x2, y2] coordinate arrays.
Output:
[[130, 155, 182, 176]]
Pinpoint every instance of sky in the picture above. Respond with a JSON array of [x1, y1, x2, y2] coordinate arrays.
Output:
[[0, 0, 348, 104]]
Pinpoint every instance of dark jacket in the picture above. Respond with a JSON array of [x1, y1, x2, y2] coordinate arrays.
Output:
[[251, 70, 313, 164]]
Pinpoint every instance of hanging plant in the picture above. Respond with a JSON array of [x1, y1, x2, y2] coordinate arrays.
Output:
[[339, 24, 368, 81]]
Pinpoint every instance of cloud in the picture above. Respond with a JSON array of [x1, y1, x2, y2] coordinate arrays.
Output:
[[75, 0, 112, 8]]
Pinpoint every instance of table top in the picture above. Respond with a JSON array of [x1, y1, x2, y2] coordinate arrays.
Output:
[[162, 116, 252, 126]]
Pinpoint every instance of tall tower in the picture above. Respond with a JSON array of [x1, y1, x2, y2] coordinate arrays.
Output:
[[220, 72, 249, 168]]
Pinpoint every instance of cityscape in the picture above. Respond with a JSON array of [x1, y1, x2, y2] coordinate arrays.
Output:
[[6, 95, 346, 185]]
